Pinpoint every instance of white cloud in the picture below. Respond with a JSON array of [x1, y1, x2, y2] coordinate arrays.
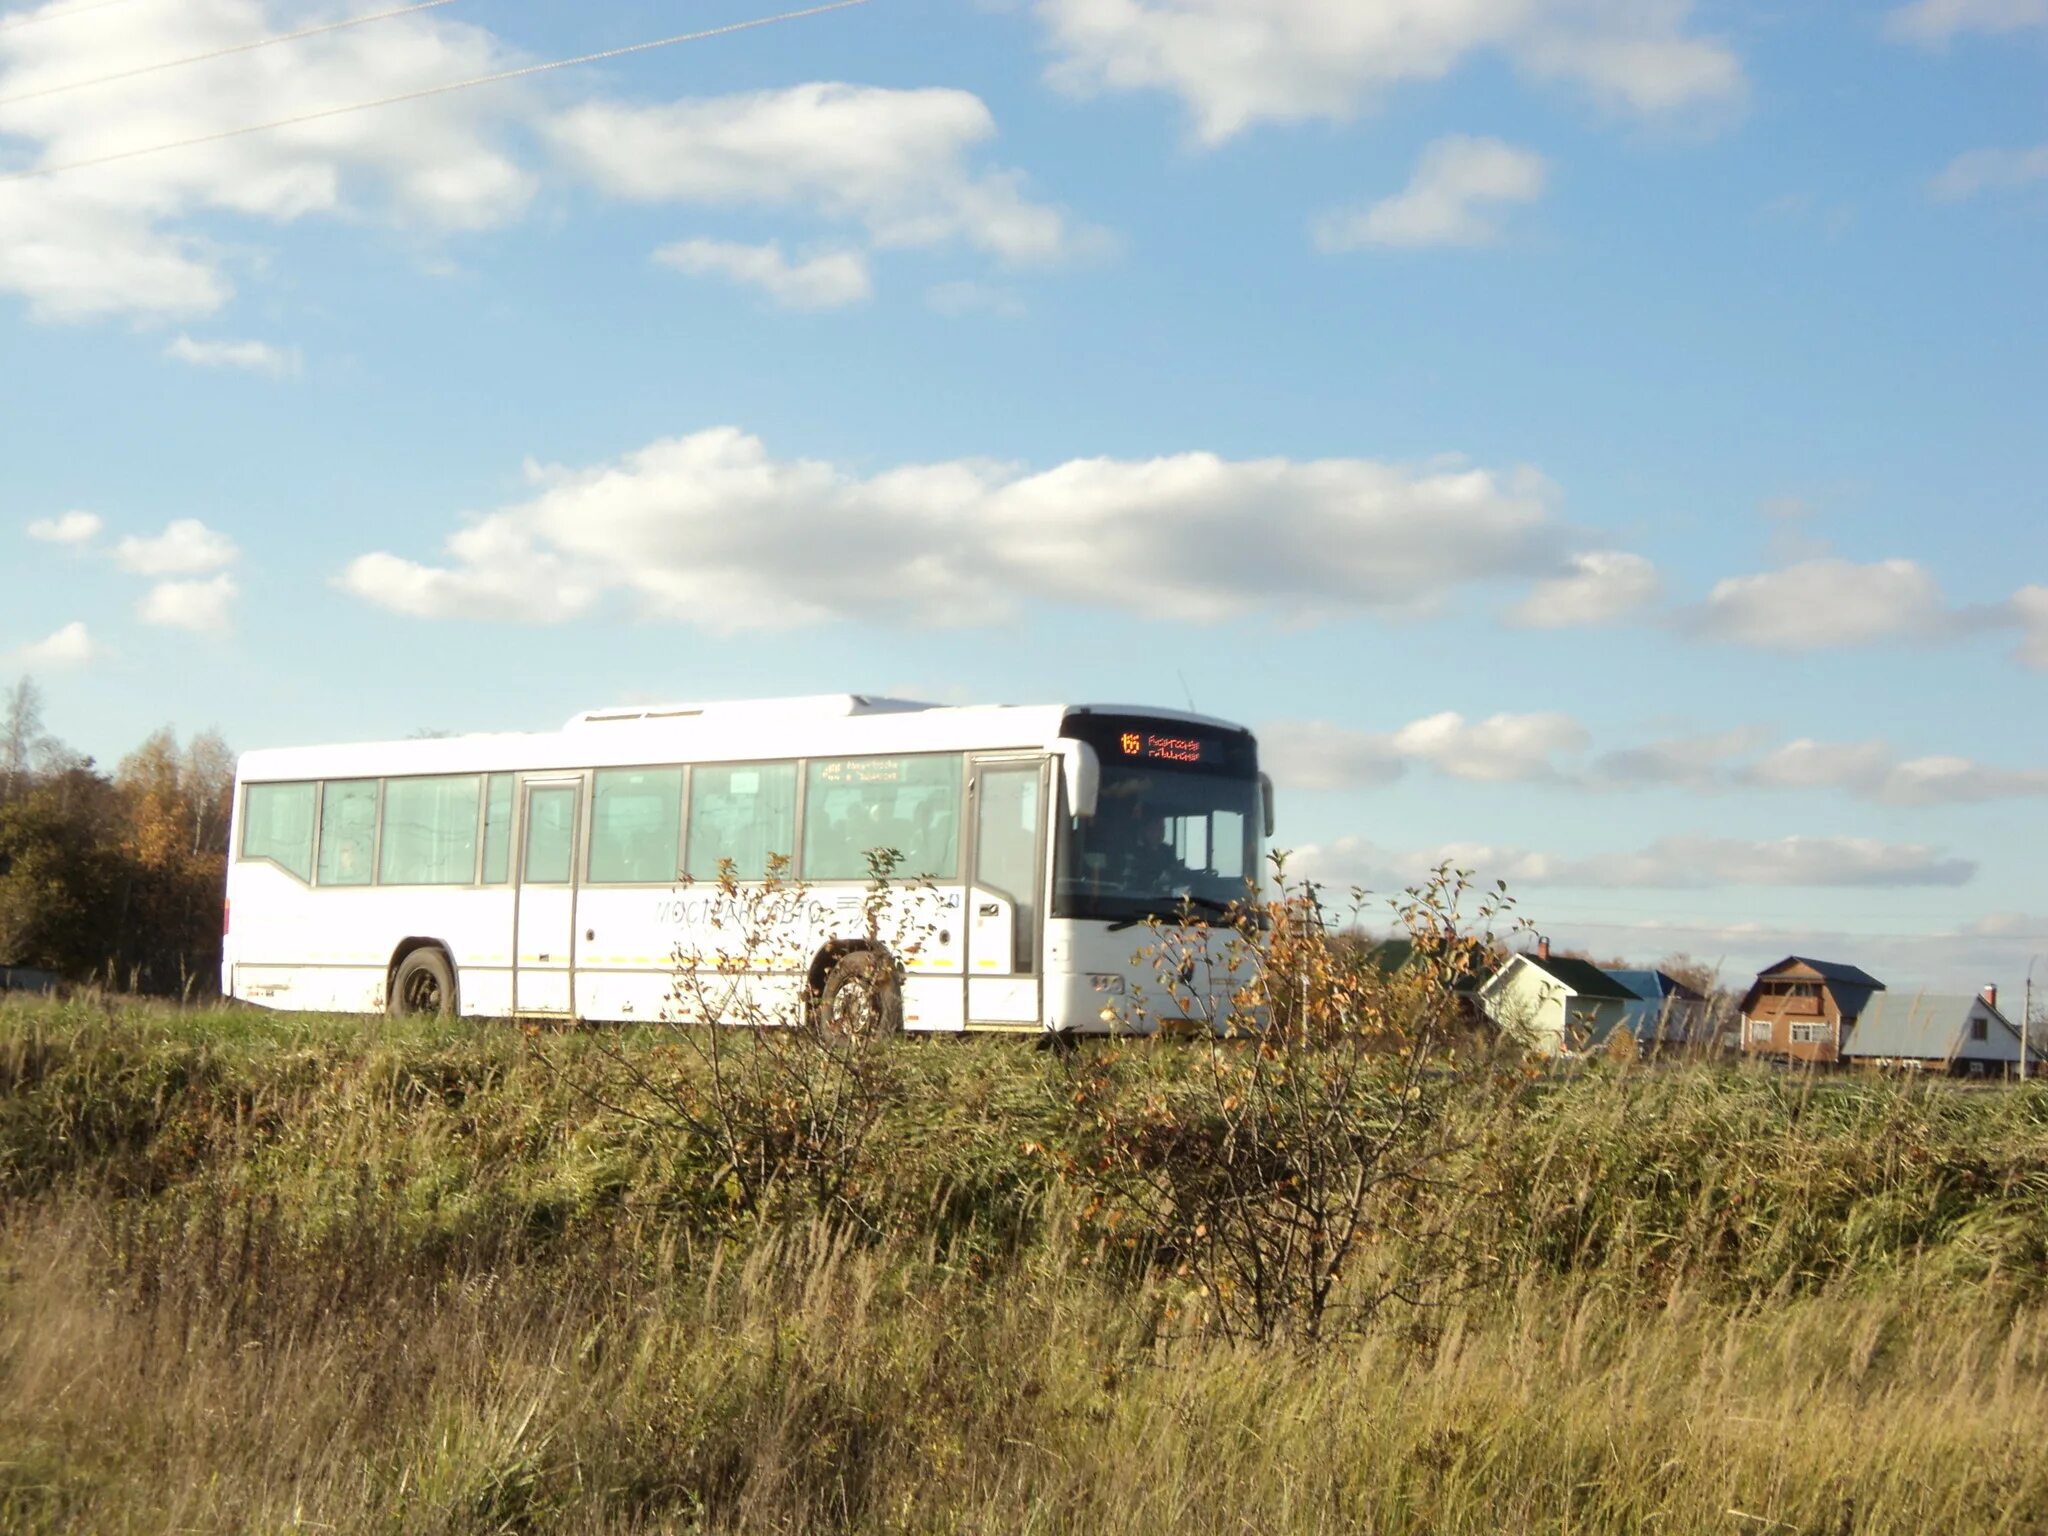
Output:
[[164, 334, 301, 376], [549, 83, 1094, 265], [1739, 738, 2048, 806], [1930, 144, 2048, 201], [137, 573, 237, 633], [1523, 835, 1974, 889], [1390, 711, 1589, 782], [1588, 726, 1771, 791], [1298, 832, 1975, 892], [2011, 586, 2048, 670], [1264, 711, 1588, 790], [1886, 0, 2048, 44], [1270, 711, 2048, 807], [6, 619, 98, 668], [25, 509, 101, 544], [1259, 721, 1409, 790], [1034, 0, 1743, 145], [1316, 135, 1547, 251], [1, 16, 1089, 325], [1736, 739, 1896, 797], [653, 238, 871, 310], [1504, 549, 1660, 627], [0, 0, 535, 321], [1884, 756, 2048, 804], [1692, 558, 1965, 650], [338, 426, 1603, 632], [112, 517, 238, 576]]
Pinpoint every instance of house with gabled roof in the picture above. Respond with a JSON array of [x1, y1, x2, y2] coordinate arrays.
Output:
[[1353, 934, 1493, 1033], [1738, 956, 1885, 1065], [1841, 987, 2045, 1078], [1476, 939, 1638, 1057], [1604, 968, 1710, 1052]]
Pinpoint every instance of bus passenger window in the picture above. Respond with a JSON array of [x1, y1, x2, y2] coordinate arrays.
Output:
[[241, 781, 315, 881], [379, 775, 482, 885], [317, 780, 379, 887], [685, 762, 796, 881], [802, 755, 961, 881], [590, 767, 684, 883]]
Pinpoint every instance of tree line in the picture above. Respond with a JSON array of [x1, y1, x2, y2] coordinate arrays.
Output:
[[0, 677, 232, 995]]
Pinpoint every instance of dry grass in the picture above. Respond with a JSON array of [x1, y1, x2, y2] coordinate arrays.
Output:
[[5, 996, 2048, 1533]]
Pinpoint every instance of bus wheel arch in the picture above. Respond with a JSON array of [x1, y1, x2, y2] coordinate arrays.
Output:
[[808, 942, 902, 1041], [388, 939, 458, 1019]]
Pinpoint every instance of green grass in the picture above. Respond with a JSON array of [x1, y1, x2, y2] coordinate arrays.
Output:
[[5, 996, 2048, 1533]]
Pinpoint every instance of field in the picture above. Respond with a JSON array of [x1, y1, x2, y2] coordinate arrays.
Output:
[[6, 996, 2048, 1534]]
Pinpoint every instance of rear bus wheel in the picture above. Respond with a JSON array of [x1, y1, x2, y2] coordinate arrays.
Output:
[[817, 950, 901, 1043], [391, 948, 456, 1019]]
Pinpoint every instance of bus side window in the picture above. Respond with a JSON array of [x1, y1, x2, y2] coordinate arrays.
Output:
[[802, 755, 961, 881], [685, 762, 796, 880], [590, 767, 684, 884], [242, 781, 315, 882], [317, 780, 379, 887], [480, 774, 513, 884], [379, 775, 482, 886]]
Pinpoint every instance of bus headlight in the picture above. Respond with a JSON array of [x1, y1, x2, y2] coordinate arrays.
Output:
[[1088, 974, 1126, 995]]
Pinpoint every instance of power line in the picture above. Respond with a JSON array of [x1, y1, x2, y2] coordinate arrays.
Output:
[[0, 0, 461, 109], [0, 0, 149, 35], [0, 0, 871, 184]]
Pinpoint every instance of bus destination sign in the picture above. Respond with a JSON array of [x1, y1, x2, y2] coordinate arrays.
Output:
[[1062, 711, 1256, 777], [1118, 731, 1203, 765]]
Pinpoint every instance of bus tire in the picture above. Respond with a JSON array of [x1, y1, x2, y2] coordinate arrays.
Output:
[[816, 949, 901, 1043], [390, 946, 456, 1019]]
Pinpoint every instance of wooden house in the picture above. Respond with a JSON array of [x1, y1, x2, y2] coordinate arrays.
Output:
[[1738, 956, 1885, 1065]]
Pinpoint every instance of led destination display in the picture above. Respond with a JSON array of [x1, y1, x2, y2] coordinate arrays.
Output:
[[1059, 712, 1257, 778]]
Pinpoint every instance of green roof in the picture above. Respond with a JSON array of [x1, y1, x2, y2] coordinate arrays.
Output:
[[1521, 953, 1637, 1001]]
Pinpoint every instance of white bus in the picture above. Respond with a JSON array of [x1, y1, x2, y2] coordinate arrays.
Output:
[[223, 695, 1273, 1035]]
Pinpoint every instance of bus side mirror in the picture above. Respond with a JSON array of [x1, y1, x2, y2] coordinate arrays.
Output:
[[1062, 742, 1101, 819], [1259, 772, 1276, 839]]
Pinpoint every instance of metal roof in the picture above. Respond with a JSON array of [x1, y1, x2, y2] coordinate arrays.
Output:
[[1841, 993, 2036, 1062], [1521, 953, 1637, 1000], [1605, 968, 1706, 1003], [1762, 956, 1886, 990]]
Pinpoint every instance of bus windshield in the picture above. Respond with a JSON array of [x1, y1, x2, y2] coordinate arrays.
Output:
[[1052, 713, 1261, 925]]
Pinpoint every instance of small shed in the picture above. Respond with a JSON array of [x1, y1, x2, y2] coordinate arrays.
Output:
[[1477, 943, 1638, 1057], [1841, 988, 2042, 1078]]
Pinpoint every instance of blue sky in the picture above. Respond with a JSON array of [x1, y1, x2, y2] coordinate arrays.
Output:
[[4, 0, 2047, 989]]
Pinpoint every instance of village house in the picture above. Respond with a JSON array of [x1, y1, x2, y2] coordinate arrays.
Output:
[[1603, 969, 1711, 1053], [1738, 957, 1885, 1065], [1840, 986, 2045, 1078], [1477, 939, 1637, 1057]]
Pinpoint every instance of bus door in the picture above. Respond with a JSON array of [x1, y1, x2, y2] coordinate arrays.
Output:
[[964, 758, 1048, 1026], [514, 778, 580, 1015]]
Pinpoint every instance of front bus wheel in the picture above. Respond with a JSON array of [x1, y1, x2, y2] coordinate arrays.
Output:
[[816, 949, 902, 1044], [390, 947, 456, 1018]]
